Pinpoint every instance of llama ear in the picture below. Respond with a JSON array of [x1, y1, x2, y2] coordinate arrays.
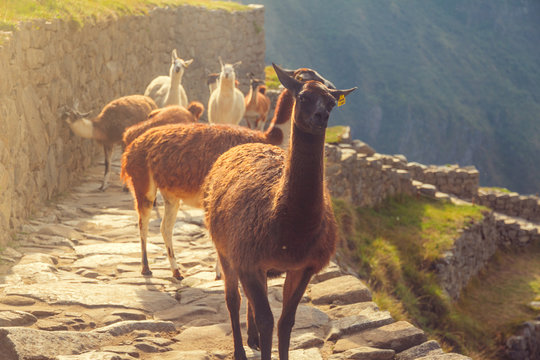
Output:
[[329, 87, 357, 106], [281, 68, 295, 77], [233, 61, 242, 68], [184, 59, 194, 67], [218, 56, 224, 68], [272, 63, 303, 95], [172, 49, 178, 60]]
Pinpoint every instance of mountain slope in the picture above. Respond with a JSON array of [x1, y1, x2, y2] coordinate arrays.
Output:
[[241, 0, 540, 194]]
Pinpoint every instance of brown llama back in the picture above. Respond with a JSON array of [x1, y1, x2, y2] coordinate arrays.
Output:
[[92, 95, 157, 144], [122, 102, 204, 146]]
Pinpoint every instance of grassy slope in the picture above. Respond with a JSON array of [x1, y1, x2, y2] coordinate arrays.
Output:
[[333, 195, 540, 359], [0, 0, 247, 30], [242, 0, 540, 195]]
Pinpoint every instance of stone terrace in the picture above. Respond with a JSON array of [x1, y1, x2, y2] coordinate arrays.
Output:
[[0, 152, 470, 360]]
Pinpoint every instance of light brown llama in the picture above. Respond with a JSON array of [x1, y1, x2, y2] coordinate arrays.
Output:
[[63, 95, 157, 191], [120, 67, 336, 280], [202, 64, 356, 360], [122, 102, 204, 146], [244, 73, 271, 131]]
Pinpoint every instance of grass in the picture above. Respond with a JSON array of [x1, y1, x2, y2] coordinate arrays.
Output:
[[332, 195, 540, 358], [264, 65, 280, 90], [479, 187, 512, 194], [325, 125, 350, 144], [0, 0, 248, 31]]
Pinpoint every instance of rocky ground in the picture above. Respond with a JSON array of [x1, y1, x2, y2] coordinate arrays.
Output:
[[0, 155, 471, 360]]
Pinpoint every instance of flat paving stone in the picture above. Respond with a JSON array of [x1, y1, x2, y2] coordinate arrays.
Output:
[[4, 282, 178, 312], [310, 275, 372, 305]]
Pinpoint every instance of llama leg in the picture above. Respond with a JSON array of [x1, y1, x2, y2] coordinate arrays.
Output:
[[246, 303, 259, 350], [239, 271, 273, 360], [215, 256, 222, 280], [277, 268, 314, 360], [220, 254, 247, 360], [160, 191, 182, 280], [137, 196, 154, 276], [134, 178, 157, 276], [100, 144, 113, 191]]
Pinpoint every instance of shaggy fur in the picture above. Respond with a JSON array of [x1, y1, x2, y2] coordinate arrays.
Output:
[[123, 102, 204, 146], [144, 49, 193, 108], [63, 94, 157, 191], [202, 64, 356, 360], [244, 75, 270, 131], [121, 123, 282, 280], [120, 67, 337, 280]]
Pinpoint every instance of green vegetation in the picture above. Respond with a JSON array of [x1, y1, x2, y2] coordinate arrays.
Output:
[[333, 195, 540, 359], [325, 125, 349, 144], [0, 0, 247, 30], [479, 186, 512, 194], [264, 65, 280, 90]]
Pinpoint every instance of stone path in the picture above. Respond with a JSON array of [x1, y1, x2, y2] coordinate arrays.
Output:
[[0, 155, 471, 360]]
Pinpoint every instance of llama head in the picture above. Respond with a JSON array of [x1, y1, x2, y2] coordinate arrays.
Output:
[[218, 57, 242, 81], [60, 101, 91, 125], [273, 63, 356, 135], [169, 49, 193, 78], [291, 68, 336, 89], [247, 73, 265, 90]]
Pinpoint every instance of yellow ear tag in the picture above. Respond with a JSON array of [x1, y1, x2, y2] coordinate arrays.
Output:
[[338, 94, 346, 107]]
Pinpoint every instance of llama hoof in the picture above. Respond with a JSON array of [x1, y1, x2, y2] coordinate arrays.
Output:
[[247, 337, 260, 351], [122, 186, 129, 192], [172, 270, 184, 280], [141, 269, 153, 277], [233, 349, 248, 360], [98, 184, 109, 192]]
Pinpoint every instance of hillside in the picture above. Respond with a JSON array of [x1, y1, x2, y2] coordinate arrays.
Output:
[[241, 0, 540, 195], [332, 195, 540, 359]]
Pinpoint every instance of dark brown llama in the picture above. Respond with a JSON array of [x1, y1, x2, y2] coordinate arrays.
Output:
[[202, 63, 356, 360]]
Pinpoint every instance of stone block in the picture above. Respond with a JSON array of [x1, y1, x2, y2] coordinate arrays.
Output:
[[309, 275, 372, 305]]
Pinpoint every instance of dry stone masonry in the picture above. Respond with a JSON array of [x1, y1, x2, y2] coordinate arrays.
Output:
[[475, 188, 540, 224], [0, 4, 265, 247]]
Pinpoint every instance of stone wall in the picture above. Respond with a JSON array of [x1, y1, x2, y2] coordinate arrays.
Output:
[[433, 212, 540, 300], [324, 141, 540, 302], [406, 163, 479, 200], [325, 142, 414, 208], [475, 188, 540, 224], [324, 141, 479, 208], [506, 318, 540, 360], [0, 4, 265, 247]]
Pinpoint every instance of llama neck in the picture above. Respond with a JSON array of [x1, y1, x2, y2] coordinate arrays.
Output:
[[277, 117, 326, 233], [264, 89, 294, 150], [219, 76, 235, 95], [247, 85, 258, 108], [68, 118, 94, 139], [164, 71, 182, 106]]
